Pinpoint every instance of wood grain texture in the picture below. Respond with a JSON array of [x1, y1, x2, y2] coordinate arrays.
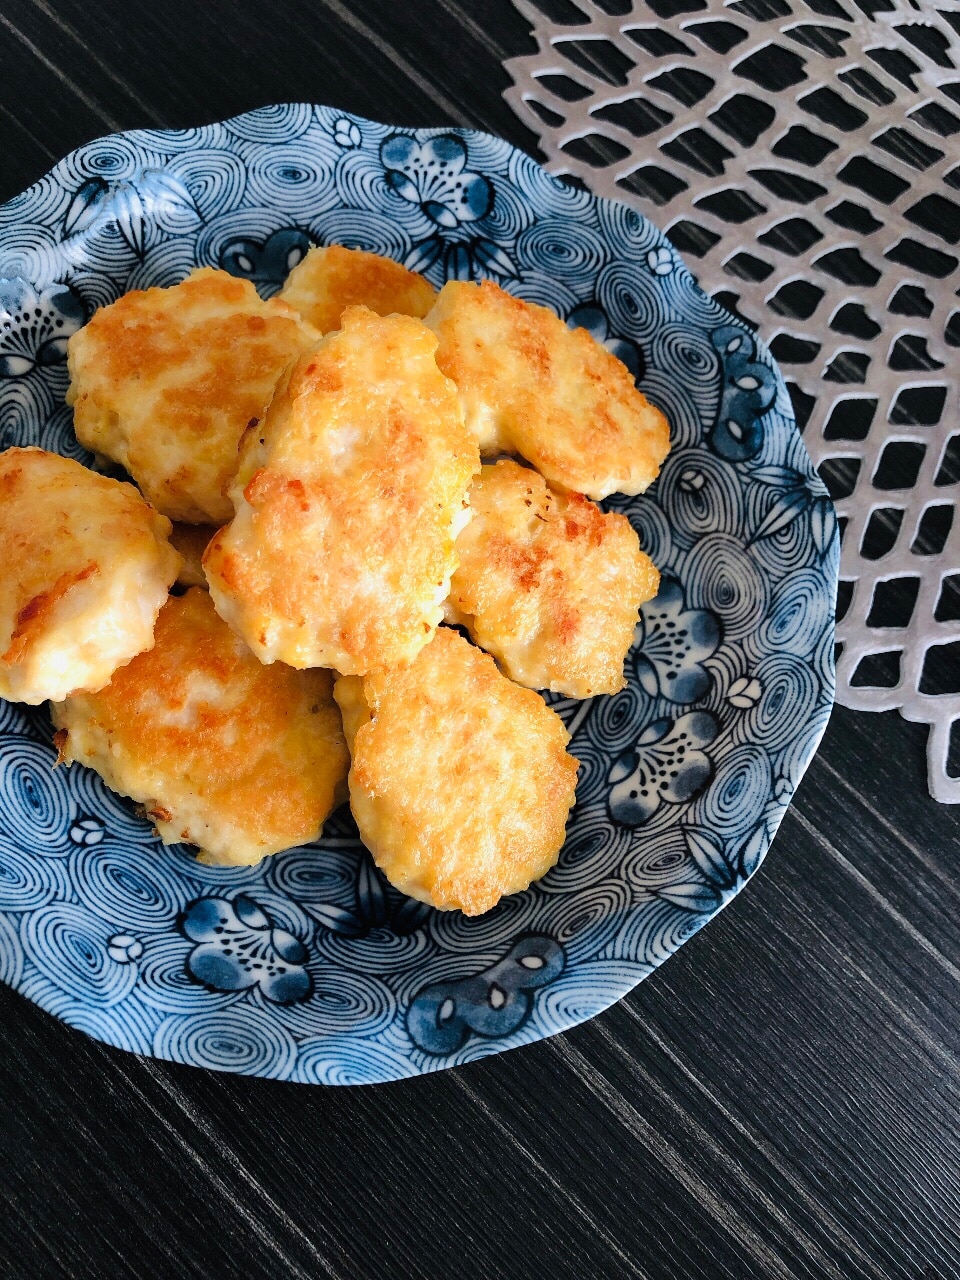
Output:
[[0, 2, 958, 1277]]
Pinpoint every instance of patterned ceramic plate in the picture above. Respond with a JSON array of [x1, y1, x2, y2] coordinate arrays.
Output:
[[0, 106, 838, 1084]]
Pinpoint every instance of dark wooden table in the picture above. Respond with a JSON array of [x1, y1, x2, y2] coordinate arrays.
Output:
[[0, 3, 958, 1277]]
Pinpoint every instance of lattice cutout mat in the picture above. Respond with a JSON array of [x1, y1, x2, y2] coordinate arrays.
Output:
[[505, 0, 960, 801]]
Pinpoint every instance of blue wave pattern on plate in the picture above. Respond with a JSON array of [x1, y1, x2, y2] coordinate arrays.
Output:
[[0, 106, 839, 1084]]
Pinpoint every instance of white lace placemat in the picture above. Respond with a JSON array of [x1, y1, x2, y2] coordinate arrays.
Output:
[[504, 0, 960, 801]]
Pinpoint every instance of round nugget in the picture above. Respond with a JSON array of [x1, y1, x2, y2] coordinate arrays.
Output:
[[425, 279, 671, 499], [280, 244, 436, 334], [52, 588, 349, 867], [204, 306, 479, 674], [447, 460, 660, 698], [67, 267, 318, 524], [335, 627, 579, 916], [0, 447, 180, 704], [169, 523, 217, 588]]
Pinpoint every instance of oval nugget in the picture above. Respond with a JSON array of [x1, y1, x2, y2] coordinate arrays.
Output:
[[0, 447, 180, 704], [425, 279, 671, 499], [67, 267, 318, 524], [204, 306, 479, 674], [52, 588, 349, 866], [280, 244, 436, 334], [447, 460, 660, 698], [335, 627, 579, 916]]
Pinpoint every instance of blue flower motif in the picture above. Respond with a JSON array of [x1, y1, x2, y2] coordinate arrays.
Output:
[[654, 824, 767, 912], [0, 279, 86, 378], [647, 246, 674, 276], [333, 117, 362, 149], [727, 676, 762, 709], [69, 815, 105, 846], [62, 169, 199, 255], [381, 133, 493, 228], [746, 464, 837, 556], [407, 935, 564, 1055], [219, 227, 312, 286], [607, 711, 719, 826], [567, 303, 645, 382], [181, 894, 312, 1005], [634, 576, 720, 703], [107, 934, 143, 963], [708, 325, 777, 462], [380, 133, 517, 284], [404, 234, 518, 284]]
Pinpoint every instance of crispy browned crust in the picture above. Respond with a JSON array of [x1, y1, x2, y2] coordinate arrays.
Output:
[[336, 626, 579, 916], [280, 244, 436, 334], [2, 562, 99, 665], [203, 306, 479, 673], [67, 267, 318, 523], [0, 447, 180, 701], [51, 588, 349, 865], [426, 279, 671, 499], [447, 460, 660, 697]]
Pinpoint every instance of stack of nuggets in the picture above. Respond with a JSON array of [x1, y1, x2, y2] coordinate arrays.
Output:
[[202, 305, 479, 673], [2, 243, 670, 917]]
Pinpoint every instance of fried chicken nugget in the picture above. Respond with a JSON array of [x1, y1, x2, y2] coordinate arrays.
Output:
[[280, 244, 436, 334], [67, 267, 318, 524], [425, 279, 671, 499], [0, 447, 180, 704], [169, 523, 218, 588], [446, 460, 659, 698], [335, 627, 579, 916], [52, 588, 349, 866], [204, 306, 479, 674]]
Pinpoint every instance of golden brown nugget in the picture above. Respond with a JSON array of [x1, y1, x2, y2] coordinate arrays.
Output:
[[0, 447, 180, 704], [446, 460, 659, 698], [169, 523, 218, 588], [335, 627, 579, 916], [67, 267, 318, 524], [280, 244, 436, 334], [425, 279, 671, 499], [204, 306, 479, 674], [52, 588, 349, 867]]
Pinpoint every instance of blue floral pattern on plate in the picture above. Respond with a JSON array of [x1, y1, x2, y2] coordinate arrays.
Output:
[[181, 895, 312, 1005], [0, 105, 838, 1084], [607, 711, 720, 826], [634, 576, 721, 704], [0, 279, 86, 380]]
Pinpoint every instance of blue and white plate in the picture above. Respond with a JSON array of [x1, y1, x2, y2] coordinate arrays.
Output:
[[0, 106, 838, 1084]]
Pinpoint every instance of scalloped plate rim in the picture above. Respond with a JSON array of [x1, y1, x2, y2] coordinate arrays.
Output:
[[0, 104, 839, 1085]]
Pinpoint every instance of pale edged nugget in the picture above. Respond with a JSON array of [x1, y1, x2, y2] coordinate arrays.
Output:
[[52, 588, 349, 867], [335, 626, 579, 916], [425, 279, 670, 499], [0, 447, 180, 704], [204, 306, 479, 674], [446, 460, 659, 698], [280, 244, 436, 334], [67, 267, 318, 524], [169, 522, 218, 588]]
